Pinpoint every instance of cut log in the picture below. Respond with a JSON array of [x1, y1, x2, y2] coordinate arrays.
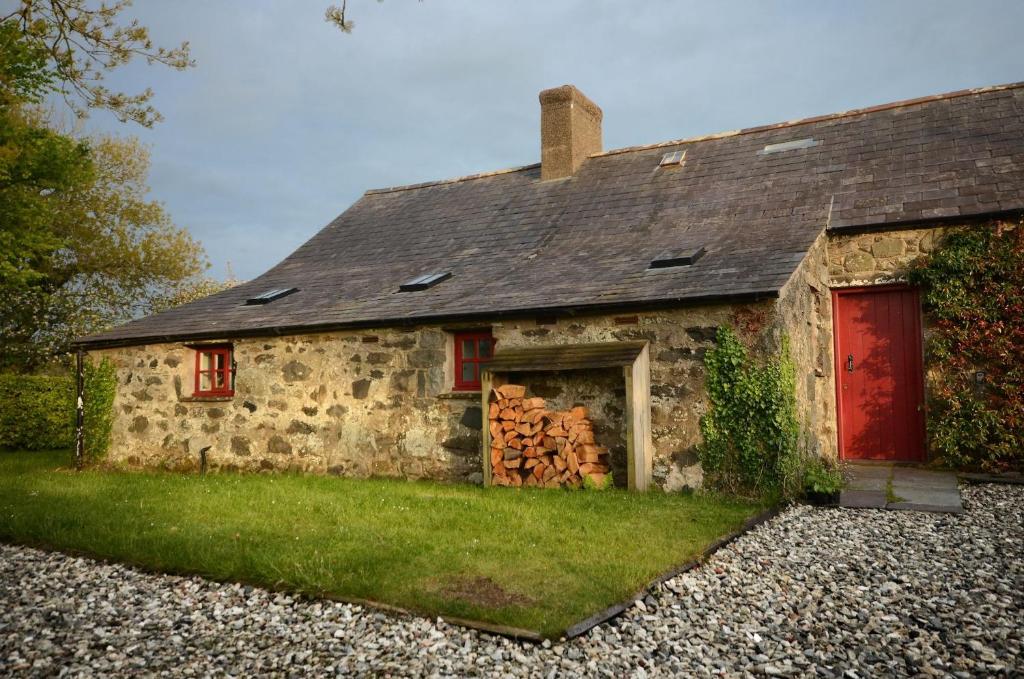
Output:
[[576, 430, 595, 444], [501, 421, 516, 432], [522, 397, 545, 410], [533, 463, 545, 480], [547, 426, 568, 438], [507, 438, 523, 450], [515, 422, 532, 436], [523, 447, 539, 458], [488, 402, 500, 419], [567, 451, 580, 474], [490, 448, 503, 466], [496, 384, 526, 399], [502, 447, 522, 461], [569, 406, 589, 420], [503, 430, 519, 443], [541, 465, 558, 482], [489, 421, 503, 439], [510, 472, 523, 487], [553, 456, 567, 472], [499, 408, 516, 420], [503, 458, 522, 469], [524, 458, 539, 469]]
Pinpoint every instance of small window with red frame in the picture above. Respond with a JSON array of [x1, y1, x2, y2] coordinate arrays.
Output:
[[194, 345, 234, 396], [454, 331, 494, 391]]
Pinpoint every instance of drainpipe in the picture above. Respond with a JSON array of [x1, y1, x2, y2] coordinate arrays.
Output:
[[75, 348, 85, 471]]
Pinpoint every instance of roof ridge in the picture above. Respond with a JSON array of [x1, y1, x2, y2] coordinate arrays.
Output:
[[595, 80, 1024, 158], [361, 80, 1024, 195], [364, 162, 540, 195]]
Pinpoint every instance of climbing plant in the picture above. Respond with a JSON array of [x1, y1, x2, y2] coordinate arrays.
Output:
[[698, 326, 801, 498], [82, 357, 116, 463], [908, 221, 1023, 471]]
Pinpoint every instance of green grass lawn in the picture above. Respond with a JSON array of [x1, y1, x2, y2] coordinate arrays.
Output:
[[0, 449, 759, 637]]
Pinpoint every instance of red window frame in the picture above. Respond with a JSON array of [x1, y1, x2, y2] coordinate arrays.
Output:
[[453, 331, 494, 391], [193, 345, 235, 397]]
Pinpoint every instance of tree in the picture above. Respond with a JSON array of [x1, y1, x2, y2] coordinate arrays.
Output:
[[3, 0, 193, 126], [0, 133, 210, 371], [0, 23, 210, 371]]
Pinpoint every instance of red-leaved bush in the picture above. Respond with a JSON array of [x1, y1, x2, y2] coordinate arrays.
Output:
[[909, 220, 1023, 471]]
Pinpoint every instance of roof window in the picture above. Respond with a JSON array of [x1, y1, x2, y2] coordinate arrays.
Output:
[[658, 150, 686, 167], [758, 138, 819, 155], [650, 246, 706, 269], [245, 288, 298, 305], [399, 272, 451, 292]]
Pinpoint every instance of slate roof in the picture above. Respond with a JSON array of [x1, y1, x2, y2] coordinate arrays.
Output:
[[78, 82, 1024, 348]]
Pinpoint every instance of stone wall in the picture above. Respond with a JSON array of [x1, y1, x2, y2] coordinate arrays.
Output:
[[92, 299, 797, 490], [776, 231, 838, 460], [491, 302, 784, 491], [92, 327, 484, 482], [828, 226, 950, 287]]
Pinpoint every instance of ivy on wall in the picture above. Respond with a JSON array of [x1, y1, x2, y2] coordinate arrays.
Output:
[[908, 221, 1023, 471], [698, 326, 802, 498], [82, 358, 117, 463]]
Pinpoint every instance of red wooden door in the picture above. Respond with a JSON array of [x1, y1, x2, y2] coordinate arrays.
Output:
[[833, 286, 925, 461]]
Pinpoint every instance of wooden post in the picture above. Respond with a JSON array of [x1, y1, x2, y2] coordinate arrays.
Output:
[[623, 344, 652, 491], [480, 370, 507, 487], [75, 348, 85, 471], [481, 369, 493, 487]]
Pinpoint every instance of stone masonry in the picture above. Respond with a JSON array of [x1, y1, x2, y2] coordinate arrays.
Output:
[[93, 300, 809, 491]]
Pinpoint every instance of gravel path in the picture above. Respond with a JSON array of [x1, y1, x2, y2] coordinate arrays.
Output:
[[2, 483, 1021, 677]]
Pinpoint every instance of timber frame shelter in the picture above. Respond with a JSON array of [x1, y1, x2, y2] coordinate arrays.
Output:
[[481, 342, 653, 490]]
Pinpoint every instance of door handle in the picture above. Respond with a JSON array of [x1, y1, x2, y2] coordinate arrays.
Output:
[[847, 354, 854, 372]]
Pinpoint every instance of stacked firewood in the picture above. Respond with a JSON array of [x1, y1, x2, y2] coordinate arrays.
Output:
[[488, 384, 611, 488]]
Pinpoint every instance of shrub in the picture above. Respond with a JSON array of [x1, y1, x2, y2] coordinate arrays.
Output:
[[803, 458, 843, 497], [908, 221, 1024, 471], [0, 374, 75, 449], [698, 326, 801, 498], [0, 357, 116, 461]]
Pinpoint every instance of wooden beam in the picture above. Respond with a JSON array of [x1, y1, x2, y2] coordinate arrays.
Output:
[[623, 344, 652, 491], [480, 370, 507, 487]]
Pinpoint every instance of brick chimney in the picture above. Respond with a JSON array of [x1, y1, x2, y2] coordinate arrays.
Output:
[[539, 85, 603, 181]]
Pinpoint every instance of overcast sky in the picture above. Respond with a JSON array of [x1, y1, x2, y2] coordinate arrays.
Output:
[[69, 0, 1024, 281]]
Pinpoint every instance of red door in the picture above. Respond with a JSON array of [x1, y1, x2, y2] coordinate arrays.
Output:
[[833, 286, 926, 461]]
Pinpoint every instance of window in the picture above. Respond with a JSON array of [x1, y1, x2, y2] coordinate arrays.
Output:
[[194, 345, 234, 396], [454, 331, 494, 391]]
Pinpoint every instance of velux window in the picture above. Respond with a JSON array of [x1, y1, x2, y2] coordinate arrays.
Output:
[[194, 345, 235, 396], [454, 331, 494, 391]]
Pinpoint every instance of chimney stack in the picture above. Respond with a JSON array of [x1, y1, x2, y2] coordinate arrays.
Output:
[[539, 85, 603, 181]]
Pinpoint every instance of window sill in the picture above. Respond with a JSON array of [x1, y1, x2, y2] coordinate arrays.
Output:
[[179, 395, 234, 403], [437, 391, 481, 401]]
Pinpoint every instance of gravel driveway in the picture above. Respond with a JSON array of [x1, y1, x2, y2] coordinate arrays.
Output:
[[2, 483, 1021, 677]]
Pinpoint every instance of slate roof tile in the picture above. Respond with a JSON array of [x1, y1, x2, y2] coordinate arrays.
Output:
[[79, 82, 1024, 347]]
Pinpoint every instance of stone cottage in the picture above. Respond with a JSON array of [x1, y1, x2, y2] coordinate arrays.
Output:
[[76, 82, 1024, 490]]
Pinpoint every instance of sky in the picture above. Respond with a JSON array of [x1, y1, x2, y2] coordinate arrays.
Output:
[[63, 0, 1024, 281]]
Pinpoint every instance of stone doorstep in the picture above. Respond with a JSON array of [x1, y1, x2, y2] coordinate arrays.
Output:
[[838, 489, 887, 509], [840, 464, 964, 514]]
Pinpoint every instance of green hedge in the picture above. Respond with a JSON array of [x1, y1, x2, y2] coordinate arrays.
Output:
[[0, 375, 75, 450], [0, 358, 116, 461]]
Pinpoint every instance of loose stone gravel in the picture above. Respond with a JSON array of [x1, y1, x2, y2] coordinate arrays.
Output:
[[1, 483, 1021, 677]]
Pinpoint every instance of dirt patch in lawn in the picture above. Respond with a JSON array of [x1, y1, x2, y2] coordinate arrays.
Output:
[[435, 576, 534, 609]]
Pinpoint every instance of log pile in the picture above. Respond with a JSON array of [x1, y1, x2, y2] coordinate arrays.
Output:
[[488, 384, 611, 488]]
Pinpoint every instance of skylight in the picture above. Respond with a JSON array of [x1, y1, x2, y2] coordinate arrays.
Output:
[[399, 272, 451, 292], [659, 150, 686, 167], [649, 246, 706, 269], [245, 288, 298, 305], [758, 138, 819, 155]]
